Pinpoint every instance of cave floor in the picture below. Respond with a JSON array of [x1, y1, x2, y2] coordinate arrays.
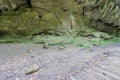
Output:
[[0, 43, 120, 80]]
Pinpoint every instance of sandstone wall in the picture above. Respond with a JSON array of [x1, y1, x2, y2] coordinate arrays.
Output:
[[0, 0, 120, 38]]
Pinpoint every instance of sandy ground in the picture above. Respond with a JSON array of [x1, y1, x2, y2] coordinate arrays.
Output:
[[0, 43, 120, 80]]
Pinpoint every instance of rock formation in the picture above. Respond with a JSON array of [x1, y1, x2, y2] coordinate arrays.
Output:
[[0, 0, 120, 40], [81, 0, 120, 36]]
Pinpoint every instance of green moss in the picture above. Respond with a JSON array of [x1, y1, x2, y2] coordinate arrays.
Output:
[[0, 31, 119, 49], [31, 35, 120, 48]]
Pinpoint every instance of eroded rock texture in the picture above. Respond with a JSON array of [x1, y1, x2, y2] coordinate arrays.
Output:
[[80, 0, 120, 36]]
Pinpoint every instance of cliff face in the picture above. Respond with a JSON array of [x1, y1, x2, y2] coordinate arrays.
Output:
[[0, 0, 120, 40], [81, 0, 120, 36]]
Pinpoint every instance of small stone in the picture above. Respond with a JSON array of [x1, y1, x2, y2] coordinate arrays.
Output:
[[25, 64, 40, 75], [70, 76, 77, 80], [102, 72, 107, 76], [43, 42, 49, 49], [103, 52, 111, 55], [74, 70, 80, 74], [30, 56, 35, 58], [59, 46, 65, 50], [28, 49, 32, 53], [93, 44, 97, 46], [15, 78, 19, 80], [58, 75, 64, 80]]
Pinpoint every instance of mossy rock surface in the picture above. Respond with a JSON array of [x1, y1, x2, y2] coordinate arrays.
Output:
[[0, 0, 93, 41], [0, 0, 120, 43], [0, 9, 40, 37]]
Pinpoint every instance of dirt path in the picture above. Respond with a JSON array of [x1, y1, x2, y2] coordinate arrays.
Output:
[[0, 43, 120, 80]]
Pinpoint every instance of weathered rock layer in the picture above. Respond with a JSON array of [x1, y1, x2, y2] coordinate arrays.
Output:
[[80, 0, 120, 36], [0, 0, 120, 39]]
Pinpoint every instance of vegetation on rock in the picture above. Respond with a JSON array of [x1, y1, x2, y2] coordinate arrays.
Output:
[[0, 0, 120, 45]]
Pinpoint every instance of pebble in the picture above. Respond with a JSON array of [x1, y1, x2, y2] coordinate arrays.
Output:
[[70, 76, 77, 80], [30, 56, 35, 58], [59, 46, 65, 50], [103, 51, 112, 55], [28, 49, 32, 53], [15, 78, 19, 80], [58, 75, 64, 80], [43, 43, 49, 49], [102, 72, 107, 76], [25, 64, 40, 75]]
